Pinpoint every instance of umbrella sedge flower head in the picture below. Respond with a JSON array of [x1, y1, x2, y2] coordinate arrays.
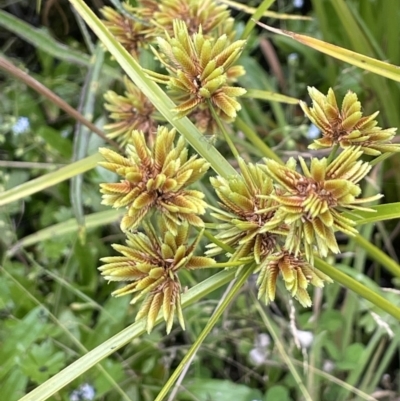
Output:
[[300, 87, 400, 155], [146, 20, 246, 122], [99, 221, 215, 333], [145, 0, 235, 40], [207, 158, 285, 264], [257, 250, 333, 307], [263, 147, 382, 262], [99, 126, 210, 233], [101, 5, 148, 59], [104, 76, 158, 147]]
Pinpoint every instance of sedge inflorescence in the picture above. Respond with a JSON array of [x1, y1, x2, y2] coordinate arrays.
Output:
[[101, 0, 246, 144], [98, 0, 397, 333]]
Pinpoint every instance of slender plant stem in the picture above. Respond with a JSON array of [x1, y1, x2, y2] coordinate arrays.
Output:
[[326, 144, 339, 164], [315, 258, 400, 320], [241, 0, 276, 40], [0, 153, 103, 207], [70, 0, 237, 179], [3, 268, 132, 401], [153, 263, 255, 401], [252, 293, 313, 401], [353, 233, 400, 279], [208, 100, 239, 158], [202, 228, 235, 253], [18, 269, 238, 401], [167, 280, 236, 401], [369, 152, 393, 166], [0, 56, 121, 151], [235, 116, 283, 163]]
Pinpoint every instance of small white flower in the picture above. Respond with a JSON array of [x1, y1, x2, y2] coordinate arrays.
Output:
[[295, 329, 314, 349]]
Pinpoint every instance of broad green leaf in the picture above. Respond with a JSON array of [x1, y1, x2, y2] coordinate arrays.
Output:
[[21, 341, 65, 384], [36, 126, 72, 158], [18, 269, 237, 401], [336, 343, 365, 371], [179, 379, 263, 401], [1, 370, 28, 401], [264, 385, 292, 401]]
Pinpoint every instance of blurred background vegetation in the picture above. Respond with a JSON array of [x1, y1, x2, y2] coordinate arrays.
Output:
[[1, 1, 400, 400]]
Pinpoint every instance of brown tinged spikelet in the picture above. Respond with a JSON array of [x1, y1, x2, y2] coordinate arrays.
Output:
[[257, 250, 333, 307], [143, 0, 235, 39], [104, 76, 159, 147], [207, 158, 332, 307], [146, 20, 246, 122], [99, 220, 215, 333], [101, 5, 147, 59], [262, 147, 382, 263], [207, 158, 284, 263], [99, 126, 210, 233], [300, 87, 400, 155]]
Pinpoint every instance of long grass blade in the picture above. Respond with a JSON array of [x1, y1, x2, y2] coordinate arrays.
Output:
[[17, 269, 237, 401], [69, 0, 237, 179], [0, 10, 119, 80], [256, 22, 400, 83], [70, 45, 104, 244], [0, 153, 102, 207]]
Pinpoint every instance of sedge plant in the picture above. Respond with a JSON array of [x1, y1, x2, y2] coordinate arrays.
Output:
[[1, 0, 400, 400]]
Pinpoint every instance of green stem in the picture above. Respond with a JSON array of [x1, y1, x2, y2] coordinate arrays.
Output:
[[241, 0, 276, 40], [0, 153, 102, 207], [3, 268, 132, 401], [18, 269, 237, 401], [153, 264, 255, 401], [326, 144, 339, 164], [235, 116, 283, 163], [253, 294, 313, 401], [315, 258, 400, 320], [353, 233, 400, 278], [202, 229, 235, 253], [208, 100, 239, 158], [213, 261, 248, 268], [70, 0, 237, 179], [369, 152, 393, 167]]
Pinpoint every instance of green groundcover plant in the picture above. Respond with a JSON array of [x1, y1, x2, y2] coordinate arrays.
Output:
[[1, 0, 400, 400]]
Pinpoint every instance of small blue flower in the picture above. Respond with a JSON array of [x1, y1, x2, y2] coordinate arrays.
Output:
[[70, 383, 95, 401], [293, 0, 304, 8], [12, 116, 30, 135], [307, 123, 320, 140]]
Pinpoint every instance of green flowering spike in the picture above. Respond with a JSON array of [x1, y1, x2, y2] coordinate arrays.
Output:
[[300, 87, 400, 155], [207, 158, 285, 266], [256, 251, 333, 307], [263, 147, 382, 263], [146, 20, 246, 124], [99, 221, 215, 333], [103, 77, 159, 147], [99, 126, 210, 233]]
